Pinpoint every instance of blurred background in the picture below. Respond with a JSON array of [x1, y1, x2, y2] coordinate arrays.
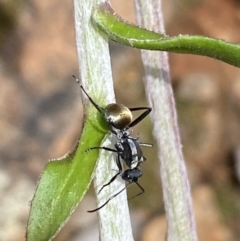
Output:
[[1, 0, 240, 240]]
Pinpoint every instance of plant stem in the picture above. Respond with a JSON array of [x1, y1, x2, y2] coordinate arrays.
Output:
[[92, 3, 240, 68], [134, 0, 198, 240], [74, 0, 133, 240]]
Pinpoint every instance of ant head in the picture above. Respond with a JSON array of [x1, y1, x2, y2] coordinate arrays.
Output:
[[105, 103, 133, 131], [121, 168, 142, 183]]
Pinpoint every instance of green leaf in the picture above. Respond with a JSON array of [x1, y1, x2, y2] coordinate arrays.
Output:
[[27, 107, 108, 241], [92, 3, 240, 68]]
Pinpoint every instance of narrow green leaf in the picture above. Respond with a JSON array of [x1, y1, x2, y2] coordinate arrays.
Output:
[[27, 107, 108, 241], [92, 3, 240, 67]]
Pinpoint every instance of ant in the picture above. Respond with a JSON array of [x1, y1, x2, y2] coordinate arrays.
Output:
[[73, 76, 152, 212]]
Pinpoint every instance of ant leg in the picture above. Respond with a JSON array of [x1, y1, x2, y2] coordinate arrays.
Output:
[[139, 143, 153, 148], [87, 156, 126, 212], [98, 171, 120, 194], [98, 155, 122, 194], [128, 107, 152, 129], [80, 85, 105, 114], [85, 146, 118, 153], [73, 76, 119, 136], [72, 75, 104, 115], [87, 182, 132, 213], [128, 182, 145, 200], [77, 81, 104, 115], [115, 152, 123, 171], [108, 125, 118, 136]]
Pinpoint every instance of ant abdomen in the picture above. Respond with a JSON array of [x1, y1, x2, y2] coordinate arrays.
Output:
[[104, 103, 133, 130]]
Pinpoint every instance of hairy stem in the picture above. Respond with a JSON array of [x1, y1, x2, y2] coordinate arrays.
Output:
[[74, 0, 133, 240], [134, 0, 198, 240]]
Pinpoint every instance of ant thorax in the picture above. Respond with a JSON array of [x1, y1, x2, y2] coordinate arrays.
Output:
[[114, 130, 145, 169]]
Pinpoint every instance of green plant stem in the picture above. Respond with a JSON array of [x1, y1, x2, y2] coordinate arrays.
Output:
[[92, 3, 240, 68]]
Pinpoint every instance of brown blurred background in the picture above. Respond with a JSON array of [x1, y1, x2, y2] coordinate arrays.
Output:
[[1, 0, 240, 240]]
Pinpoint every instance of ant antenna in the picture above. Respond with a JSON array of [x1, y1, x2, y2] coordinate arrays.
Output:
[[72, 74, 80, 84], [127, 182, 144, 200]]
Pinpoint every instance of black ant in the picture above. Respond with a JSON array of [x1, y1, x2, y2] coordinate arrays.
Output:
[[73, 76, 152, 212]]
